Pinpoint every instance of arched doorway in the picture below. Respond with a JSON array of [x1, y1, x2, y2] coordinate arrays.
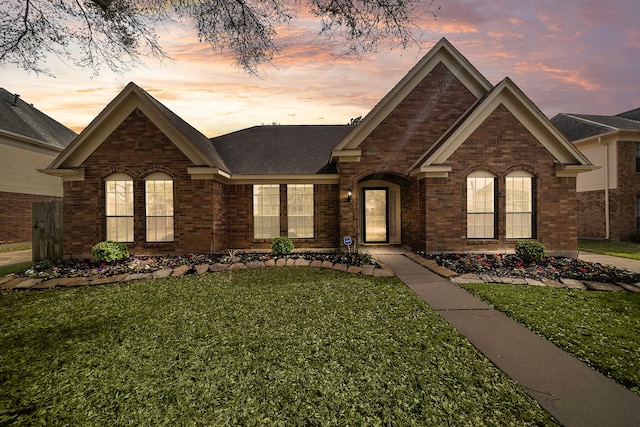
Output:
[[358, 178, 402, 244]]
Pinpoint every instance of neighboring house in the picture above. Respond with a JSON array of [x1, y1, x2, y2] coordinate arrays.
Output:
[[0, 89, 77, 243], [551, 109, 640, 241], [40, 38, 596, 259]]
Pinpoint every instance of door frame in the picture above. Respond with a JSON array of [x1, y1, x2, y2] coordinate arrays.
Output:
[[362, 187, 389, 243]]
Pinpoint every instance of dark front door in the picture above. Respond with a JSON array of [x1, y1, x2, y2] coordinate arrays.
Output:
[[363, 188, 388, 243]]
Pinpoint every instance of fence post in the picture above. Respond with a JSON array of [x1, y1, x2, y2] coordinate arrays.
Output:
[[32, 201, 63, 262]]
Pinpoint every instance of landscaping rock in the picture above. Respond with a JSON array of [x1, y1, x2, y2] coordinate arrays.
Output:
[[1, 276, 28, 289], [617, 282, 640, 293], [91, 274, 128, 285], [294, 259, 310, 267], [309, 260, 323, 268], [433, 265, 457, 278], [152, 268, 173, 279], [450, 273, 482, 284], [332, 263, 348, 271], [276, 259, 287, 267], [171, 265, 192, 277], [195, 264, 210, 275], [525, 278, 546, 287], [479, 274, 504, 284], [560, 278, 587, 290], [347, 265, 362, 274], [321, 261, 333, 269], [264, 259, 276, 267], [14, 278, 43, 289], [124, 273, 153, 282], [0, 275, 17, 286], [502, 277, 528, 285], [286, 258, 297, 267], [246, 261, 265, 269], [583, 281, 625, 292], [209, 263, 228, 272], [228, 262, 247, 270], [361, 265, 375, 276], [541, 278, 565, 288]]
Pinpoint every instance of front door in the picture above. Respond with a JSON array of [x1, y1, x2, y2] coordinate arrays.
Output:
[[363, 188, 388, 243]]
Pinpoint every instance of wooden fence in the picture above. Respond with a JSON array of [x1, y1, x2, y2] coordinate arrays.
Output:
[[32, 201, 63, 262]]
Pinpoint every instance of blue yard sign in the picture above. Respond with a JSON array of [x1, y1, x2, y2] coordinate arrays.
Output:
[[343, 236, 352, 246]]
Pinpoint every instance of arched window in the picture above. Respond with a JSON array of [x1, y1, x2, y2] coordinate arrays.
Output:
[[506, 171, 533, 239], [145, 172, 174, 242], [467, 171, 496, 239], [105, 173, 134, 242]]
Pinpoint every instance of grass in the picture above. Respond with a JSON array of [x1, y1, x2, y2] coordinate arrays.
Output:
[[0, 263, 31, 277], [1, 268, 557, 426], [0, 243, 31, 253], [578, 238, 640, 260], [461, 283, 640, 395]]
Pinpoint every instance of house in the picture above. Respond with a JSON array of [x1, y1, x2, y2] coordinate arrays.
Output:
[[40, 38, 596, 259], [0, 89, 76, 243], [551, 109, 640, 241]]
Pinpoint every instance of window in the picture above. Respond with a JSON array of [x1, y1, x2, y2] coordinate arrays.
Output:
[[506, 171, 533, 239], [467, 171, 496, 239], [288, 184, 313, 238], [105, 173, 134, 242], [145, 173, 174, 242], [254, 184, 280, 239]]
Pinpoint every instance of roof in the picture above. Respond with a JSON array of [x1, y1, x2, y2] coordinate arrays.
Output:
[[211, 125, 354, 174], [617, 107, 640, 121], [551, 113, 640, 141], [0, 88, 76, 149]]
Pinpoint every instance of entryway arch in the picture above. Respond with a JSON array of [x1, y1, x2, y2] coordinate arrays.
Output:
[[358, 174, 404, 244]]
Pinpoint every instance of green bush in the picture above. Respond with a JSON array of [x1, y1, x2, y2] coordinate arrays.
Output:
[[271, 237, 294, 256], [515, 240, 546, 264], [92, 241, 129, 263]]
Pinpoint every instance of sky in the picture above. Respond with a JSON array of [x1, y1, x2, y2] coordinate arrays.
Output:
[[3, 0, 640, 137]]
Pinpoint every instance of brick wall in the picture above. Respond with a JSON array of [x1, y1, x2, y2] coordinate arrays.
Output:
[[0, 192, 61, 243], [339, 62, 478, 247], [63, 109, 219, 258], [576, 190, 606, 239], [611, 141, 640, 241]]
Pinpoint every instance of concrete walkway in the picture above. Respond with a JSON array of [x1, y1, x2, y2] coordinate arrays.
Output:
[[375, 252, 640, 427]]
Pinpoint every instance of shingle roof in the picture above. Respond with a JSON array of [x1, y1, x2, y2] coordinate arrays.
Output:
[[0, 88, 77, 149], [211, 125, 354, 175], [550, 113, 640, 141], [617, 107, 640, 121]]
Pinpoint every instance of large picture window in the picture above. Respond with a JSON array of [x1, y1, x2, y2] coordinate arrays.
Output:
[[105, 173, 134, 242], [254, 184, 280, 239], [287, 184, 313, 238], [467, 171, 496, 239], [145, 173, 174, 242], [506, 171, 533, 239]]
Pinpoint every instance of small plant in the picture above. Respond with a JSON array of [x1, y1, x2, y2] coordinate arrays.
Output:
[[92, 241, 129, 263], [271, 236, 294, 256], [515, 240, 546, 264]]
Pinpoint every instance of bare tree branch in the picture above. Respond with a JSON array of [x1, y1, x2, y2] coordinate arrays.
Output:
[[0, 0, 439, 76]]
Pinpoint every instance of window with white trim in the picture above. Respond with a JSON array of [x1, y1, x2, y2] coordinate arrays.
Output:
[[145, 173, 174, 242], [105, 173, 134, 242], [287, 184, 313, 238], [254, 184, 280, 239], [467, 171, 496, 239], [506, 171, 533, 239]]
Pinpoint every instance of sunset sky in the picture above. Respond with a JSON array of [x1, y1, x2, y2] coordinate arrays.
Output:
[[3, 0, 640, 137]]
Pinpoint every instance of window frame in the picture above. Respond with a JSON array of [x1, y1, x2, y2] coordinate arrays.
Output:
[[505, 171, 534, 239], [287, 184, 314, 239], [145, 172, 174, 243], [253, 184, 281, 239], [466, 171, 497, 239], [105, 173, 134, 243]]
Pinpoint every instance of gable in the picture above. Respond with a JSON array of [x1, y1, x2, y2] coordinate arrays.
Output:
[[410, 78, 597, 178], [331, 38, 492, 163], [40, 83, 228, 181]]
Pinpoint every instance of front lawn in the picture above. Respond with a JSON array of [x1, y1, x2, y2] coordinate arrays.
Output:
[[579, 239, 640, 261], [1, 268, 557, 426], [461, 283, 640, 395]]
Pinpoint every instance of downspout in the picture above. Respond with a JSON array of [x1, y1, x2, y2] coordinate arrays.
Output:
[[599, 136, 610, 240]]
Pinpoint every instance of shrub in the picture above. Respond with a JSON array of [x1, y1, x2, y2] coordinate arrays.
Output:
[[92, 241, 129, 263], [271, 237, 294, 256], [515, 240, 546, 264]]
